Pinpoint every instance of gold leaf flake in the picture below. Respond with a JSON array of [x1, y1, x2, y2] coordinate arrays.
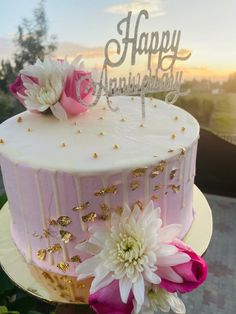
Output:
[[78, 284, 86, 289], [181, 127, 186, 132], [47, 243, 62, 253], [170, 169, 178, 180], [98, 131, 105, 136], [27, 128, 32, 132], [49, 219, 58, 226], [61, 142, 67, 148], [130, 181, 140, 191], [77, 129, 81, 134], [82, 212, 97, 223], [168, 149, 174, 153], [42, 272, 54, 283], [174, 116, 179, 121], [132, 200, 144, 211], [37, 249, 46, 261], [113, 144, 119, 150], [70, 255, 81, 263], [154, 104, 157, 108], [102, 107, 106, 110], [150, 161, 166, 178], [120, 118, 126, 122], [0, 138, 5, 144], [154, 185, 161, 191], [139, 123, 144, 128], [116, 207, 124, 215], [171, 133, 176, 139], [94, 185, 117, 196], [72, 202, 90, 212], [43, 229, 51, 238], [170, 185, 181, 193], [60, 230, 73, 243], [179, 147, 186, 158], [93, 153, 98, 159], [57, 262, 69, 272], [32, 232, 42, 239], [100, 203, 110, 220], [151, 195, 159, 201], [17, 116, 23, 123], [99, 117, 104, 120], [57, 216, 72, 227], [132, 168, 147, 177]]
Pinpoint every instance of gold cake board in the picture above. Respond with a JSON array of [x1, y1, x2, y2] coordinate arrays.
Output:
[[0, 185, 213, 306]]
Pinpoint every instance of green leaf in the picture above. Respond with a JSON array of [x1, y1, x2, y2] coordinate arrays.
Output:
[[0, 193, 7, 209]]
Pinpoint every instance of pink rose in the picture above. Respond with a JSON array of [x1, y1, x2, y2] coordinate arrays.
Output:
[[159, 240, 208, 293], [60, 70, 94, 116], [89, 280, 134, 314]]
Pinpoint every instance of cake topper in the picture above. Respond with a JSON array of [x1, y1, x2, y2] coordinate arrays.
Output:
[[77, 9, 191, 119]]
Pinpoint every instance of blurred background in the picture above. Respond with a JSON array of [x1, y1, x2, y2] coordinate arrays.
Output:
[[0, 1, 235, 313]]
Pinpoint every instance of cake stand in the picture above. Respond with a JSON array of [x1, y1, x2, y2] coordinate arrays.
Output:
[[0, 185, 213, 312]]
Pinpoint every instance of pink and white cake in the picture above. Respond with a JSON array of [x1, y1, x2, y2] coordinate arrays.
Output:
[[0, 95, 199, 277]]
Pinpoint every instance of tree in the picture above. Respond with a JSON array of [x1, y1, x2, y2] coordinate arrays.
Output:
[[223, 72, 236, 93], [0, 0, 57, 92]]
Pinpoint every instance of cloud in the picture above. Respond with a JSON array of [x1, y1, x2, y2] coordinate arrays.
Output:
[[0, 37, 15, 61], [106, 0, 164, 17]]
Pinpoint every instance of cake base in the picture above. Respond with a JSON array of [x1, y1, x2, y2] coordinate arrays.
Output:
[[0, 185, 213, 304]]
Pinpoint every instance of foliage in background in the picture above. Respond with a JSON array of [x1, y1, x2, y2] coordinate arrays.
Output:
[[0, 0, 57, 93]]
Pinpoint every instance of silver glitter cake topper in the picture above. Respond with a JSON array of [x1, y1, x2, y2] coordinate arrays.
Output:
[[78, 10, 191, 119]]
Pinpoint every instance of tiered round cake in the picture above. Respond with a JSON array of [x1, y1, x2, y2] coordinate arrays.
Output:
[[0, 96, 199, 280]]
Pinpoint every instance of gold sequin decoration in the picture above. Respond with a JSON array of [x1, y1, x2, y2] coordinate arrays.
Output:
[[100, 203, 110, 220], [60, 230, 73, 243], [170, 185, 181, 193], [130, 181, 140, 191], [57, 262, 69, 272], [37, 249, 46, 261], [70, 255, 82, 263], [150, 161, 166, 178], [57, 216, 72, 227], [17, 116, 23, 123], [72, 202, 90, 212], [94, 185, 117, 196], [82, 212, 97, 223], [154, 185, 161, 191], [170, 169, 178, 180], [47, 243, 62, 253], [132, 168, 147, 177]]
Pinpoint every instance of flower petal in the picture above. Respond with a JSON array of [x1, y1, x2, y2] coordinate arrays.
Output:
[[90, 273, 114, 294], [133, 275, 145, 306], [119, 276, 133, 303], [157, 243, 178, 256], [159, 224, 182, 242], [157, 252, 190, 267], [157, 266, 183, 283], [51, 102, 68, 120], [76, 254, 102, 278], [143, 268, 161, 284]]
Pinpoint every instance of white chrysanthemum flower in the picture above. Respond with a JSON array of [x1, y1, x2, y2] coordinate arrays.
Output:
[[132, 286, 186, 314], [76, 201, 190, 309], [19, 56, 84, 120]]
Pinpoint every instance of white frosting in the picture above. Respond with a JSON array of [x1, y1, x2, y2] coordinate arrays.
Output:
[[0, 96, 199, 174]]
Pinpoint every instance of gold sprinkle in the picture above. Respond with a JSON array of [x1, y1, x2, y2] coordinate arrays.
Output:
[[154, 185, 161, 191], [98, 131, 105, 136], [33, 232, 42, 239], [94, 185, 117, 196], [130, 181, 140, 191], [77, 130, 81, 134], [49, 219, 58, 226], [70, 255, 81, 263], [151, 195, 159, 201], [27, 128, 32, 132], [181, 127, 186, 132], [43, 229, 51, 238], [82, 212, 97, 223], [72, 202, 90, 212], [61, 143, 67, 148], [47, 243, 62, 253], [57, 262, 69, 272], [37, 249, 46, 261], [120, 118, 126, 122], [100, 203, 110, 220], [57, 216, 72, 227], [17, 116, 23, 123], [0, 138, 5, 144], [139, 123, 144, 128], [174, 116, 179, 121], [168, 149, 174, 153], [93, 153, 98, 159], [179, 147, 186, 157], [113, 144, 119, 150], [99, 117, 104, 120], [132, 168, 147, 177], [171, 133, 176, 139], [170, 169, 178, 180], [170, 185, 181, 193], [150, 161, 166, 178], [60, 230, 73, 243]]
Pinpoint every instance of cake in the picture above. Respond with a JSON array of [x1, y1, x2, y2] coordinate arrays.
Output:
[[0, 95, 199, 277]]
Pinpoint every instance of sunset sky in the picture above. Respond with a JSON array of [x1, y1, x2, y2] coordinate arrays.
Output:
[[0, 0, 235, 81]]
